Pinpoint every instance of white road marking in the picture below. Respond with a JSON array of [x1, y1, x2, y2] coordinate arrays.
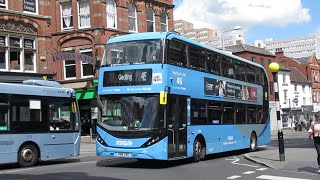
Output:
[[225, 156, 259, 168], [226, 175, 241, 179], [243, 171, 255, 174], [256, 175, 311, 180], [256, 167, 268, 171]]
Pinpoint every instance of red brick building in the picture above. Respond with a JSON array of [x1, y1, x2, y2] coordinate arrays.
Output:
[[275, 48, 320, 112], [0, 0, 174, 135], [0, 0, 53, 82]]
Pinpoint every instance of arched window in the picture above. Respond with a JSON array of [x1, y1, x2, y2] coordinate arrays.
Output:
[[160, 11, 168, 32], [128, 3, 137, 32], [146, 8, 154, 32], [106, 0, 117, 28]]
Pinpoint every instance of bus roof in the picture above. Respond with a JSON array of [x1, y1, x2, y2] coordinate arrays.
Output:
[[0, 80, 75, 97], [106, 32, 265, 71]]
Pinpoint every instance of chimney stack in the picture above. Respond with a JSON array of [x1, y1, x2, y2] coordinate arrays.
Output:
[[275, 48, 285, 59]]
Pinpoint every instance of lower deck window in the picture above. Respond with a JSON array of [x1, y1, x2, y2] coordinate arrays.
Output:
[[190, 98, 265, 125]]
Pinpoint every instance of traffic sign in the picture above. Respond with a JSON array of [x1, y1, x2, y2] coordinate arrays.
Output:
[[292, 98, 298, 103]]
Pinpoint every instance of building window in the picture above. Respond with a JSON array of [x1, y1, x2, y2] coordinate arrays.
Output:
[[106, 0, 117, 28], [0, 36, 7, 70], [64, 51, 76, 79], [0, 35, 36, 72], [252, 57, 256, 63], [260, 58, 264, 66], [78, 0, 90, 28], [128, 3, 137, 32], [283, 90, 287, 104], [146, 8, 155, 32], [61, 3, 73, 30], [23, 0, 38, 14], [80, 49, 94, 78], [23, 39, 36, 71], [283, 74, 286, 83], [268, 59, 272, 66], [313, 70, 319, 82], [294, 84, 297, 91], [0, 0, 7, 9], [302, 85, 305, 92], [160, 11, 168, 32]]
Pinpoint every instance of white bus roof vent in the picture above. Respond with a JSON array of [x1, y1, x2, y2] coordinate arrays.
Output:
[[23, 80, 63, 88]]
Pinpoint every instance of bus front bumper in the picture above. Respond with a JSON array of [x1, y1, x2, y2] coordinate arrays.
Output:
[[96, 137, 168, 160]]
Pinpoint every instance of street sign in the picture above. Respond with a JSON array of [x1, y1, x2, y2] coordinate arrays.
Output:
[[292, 98, 298, 103]]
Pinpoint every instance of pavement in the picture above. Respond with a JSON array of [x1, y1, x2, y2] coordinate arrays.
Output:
[[244, 129, 319, 174], [80, 130, 319, 174], [80, 136, 96, 154]]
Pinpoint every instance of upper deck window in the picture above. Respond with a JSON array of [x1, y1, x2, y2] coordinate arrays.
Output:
[[221, 55, 234, 79], [103, 40, 163, 66], [168, 40, 187, 67]]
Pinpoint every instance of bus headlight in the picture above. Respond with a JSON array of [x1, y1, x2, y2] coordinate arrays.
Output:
[[96, 134, 108, 146], [141, 135, 162, 147]]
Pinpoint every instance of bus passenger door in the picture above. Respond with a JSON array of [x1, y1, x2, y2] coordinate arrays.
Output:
[[167, 95, 187, 158]]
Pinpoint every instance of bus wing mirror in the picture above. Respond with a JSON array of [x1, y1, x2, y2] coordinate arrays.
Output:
[[159, 91, 167, 105]]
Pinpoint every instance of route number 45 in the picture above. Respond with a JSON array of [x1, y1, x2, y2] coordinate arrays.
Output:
[[176, 77, 183, 85]]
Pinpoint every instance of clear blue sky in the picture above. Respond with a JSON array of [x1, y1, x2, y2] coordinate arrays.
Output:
[[173, 0, 320, 44]]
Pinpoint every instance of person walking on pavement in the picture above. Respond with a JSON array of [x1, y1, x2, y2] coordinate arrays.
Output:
[[308, 110, 320, 173]]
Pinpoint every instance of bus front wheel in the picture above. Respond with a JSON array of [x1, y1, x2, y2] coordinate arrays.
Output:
[[192, 139, 202, 162], [249, 133, 257, 152], [18, 144, 39, 167]]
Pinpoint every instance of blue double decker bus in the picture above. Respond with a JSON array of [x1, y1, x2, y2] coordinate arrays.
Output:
[[96, 32, 270, 162]]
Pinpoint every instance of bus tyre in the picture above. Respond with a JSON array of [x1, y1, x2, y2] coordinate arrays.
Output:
[[192, 139, 202, 162], [18, 144, 39, 167], [249, 133, 257, 152]]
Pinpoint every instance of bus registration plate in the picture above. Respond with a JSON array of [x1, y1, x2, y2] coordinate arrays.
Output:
[[115, 152, 131, 157]]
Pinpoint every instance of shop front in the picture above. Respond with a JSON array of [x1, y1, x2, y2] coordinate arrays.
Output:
[[282, 106, 314, 130], [281, 108, 302, 129], [61, 80, 98, 136], [76, 88, 98, 136]]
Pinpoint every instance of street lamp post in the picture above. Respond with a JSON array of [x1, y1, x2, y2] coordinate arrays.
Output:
[[268, 62, 285, 161], [221, 26, 242, 50]]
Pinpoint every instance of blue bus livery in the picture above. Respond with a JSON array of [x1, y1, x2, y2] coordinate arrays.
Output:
[[0, 80, 81, 167], [96, 32, 270, 162]]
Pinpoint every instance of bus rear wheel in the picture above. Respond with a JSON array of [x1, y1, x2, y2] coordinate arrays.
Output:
[[192, 139, 202, 162], [249, 133, 257, 152], [18, 144, 39, 167]]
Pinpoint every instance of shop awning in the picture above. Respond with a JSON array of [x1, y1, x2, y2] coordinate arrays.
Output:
[[76, 88, 97, 100]]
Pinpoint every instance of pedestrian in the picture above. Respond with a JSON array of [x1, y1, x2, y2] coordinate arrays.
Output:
[[308, 110, 320, 173], [294, 121, 298, 131]]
